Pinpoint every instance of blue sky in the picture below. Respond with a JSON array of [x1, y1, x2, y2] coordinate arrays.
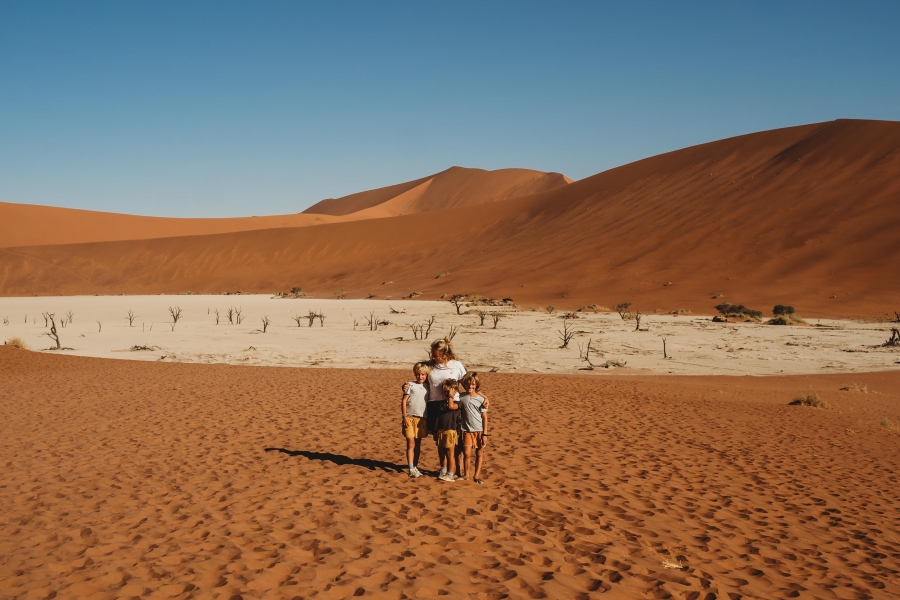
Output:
[[1, 1, 898, 217]]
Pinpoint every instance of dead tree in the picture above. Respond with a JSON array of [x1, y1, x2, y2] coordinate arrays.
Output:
[[364, 311, 379, 331], [317, 312, 326, 327], [477, 309, 487, 326], [492, 313, 503, 329], [634, 311, 642, 331], [410, 323, 421, 340], [169, 306, 183, 326], [43, 314, 48, 327], [65, 310, 74, 324], [214, 309, 220, 325], [291, 314, 303, 327], [663, 337, 668, 359], [43, 313, 61, 349], [577, 338, 595, 369], [615, 303, 631, 320], [125, 310, 137, 327], [558, 320, 575, 348], [884, 328, 900, 347], [448, 325, 460, 340], [307, 310, 317, 327], [895, 311, 900, 323], [97, 320, 102, 333], [261, 316, 270, 333], [546, 305, 555, 315], [234, 307, 244, 324], [389, 306, 405, 314], [424, 316, 435, 338], [2, 317, 8, 325], [449, 294, 469, 315], [226, 307, 235, 324]]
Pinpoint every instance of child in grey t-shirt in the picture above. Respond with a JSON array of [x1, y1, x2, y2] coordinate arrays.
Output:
[[400, 362, 431, 478], [458, 372, 489, 484]]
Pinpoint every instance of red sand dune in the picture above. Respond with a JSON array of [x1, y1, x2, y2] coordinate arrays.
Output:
[[0, 167, 569, 248], [302, 166, 572, 217], [1, 119, 899, 317], [2, 346, 899, 598]]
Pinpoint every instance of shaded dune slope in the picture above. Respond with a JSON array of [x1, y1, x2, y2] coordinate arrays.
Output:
[[0, 167, 569, 248], [2, 119, 899, 317]]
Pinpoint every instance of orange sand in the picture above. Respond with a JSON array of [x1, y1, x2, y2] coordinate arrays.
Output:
[[2, 346, 899, 598], [1, 120, 898, 317]]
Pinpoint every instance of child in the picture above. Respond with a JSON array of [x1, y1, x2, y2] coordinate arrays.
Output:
[[458, 372, 489, 484], [434, 379, 461, 482], [400, 362, 431, 478]]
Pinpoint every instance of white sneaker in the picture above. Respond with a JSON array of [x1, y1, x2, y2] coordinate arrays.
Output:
[[410, 467, 423, 478], [438, 473, 456, 482]]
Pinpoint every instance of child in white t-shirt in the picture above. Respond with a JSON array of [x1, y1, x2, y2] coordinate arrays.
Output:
[[400, 362, 431, 478]]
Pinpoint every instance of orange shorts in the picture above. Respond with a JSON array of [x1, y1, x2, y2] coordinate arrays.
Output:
[[463, 431, 486, 449]]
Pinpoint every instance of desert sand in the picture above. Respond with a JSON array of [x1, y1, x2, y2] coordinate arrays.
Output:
[[0, 167, 569, 248], [1, 120, 899, 317], [2, 346, 899, 599], [2, 296, 900, 376]]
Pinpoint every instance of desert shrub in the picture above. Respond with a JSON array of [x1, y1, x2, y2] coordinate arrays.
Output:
[[768, 314, 808, 326], [789, 393, 828, 409], [880, 418, 894, 428], [773, 305, 795, 316], [5, 337, 27, 349], [715, 302, 763, 319]]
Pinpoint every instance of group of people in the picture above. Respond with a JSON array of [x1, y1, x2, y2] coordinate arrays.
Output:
[[400, 338, 490, 483]]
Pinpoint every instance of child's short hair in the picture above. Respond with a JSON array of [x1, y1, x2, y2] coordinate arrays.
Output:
[[441, 378, 459, 395], [413, 361, 431, 376], [460, 371, 480, 391]]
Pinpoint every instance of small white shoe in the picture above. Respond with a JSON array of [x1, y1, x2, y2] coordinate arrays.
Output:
[[438, 473, 456, 482]]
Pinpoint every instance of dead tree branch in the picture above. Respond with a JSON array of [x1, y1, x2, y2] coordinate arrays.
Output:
[[477, 309, 487, 326], [125, 310, 137, 327], [558, 320, 575, 348], [424, 316, 435, 338], [492, 313, 503, 329], [317, 312, 326, 327], [234, 307, 244, 325], [43, 313, 61, 349], [615, 303, 631, 320], [226, 307, 234, 324], [449, 294, 469, 315], [448, 325, 460, 341], [168, 306, 183, 326], [261, 316, 270, 333]]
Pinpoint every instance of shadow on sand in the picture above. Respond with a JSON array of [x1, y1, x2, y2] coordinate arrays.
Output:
[[264, 447, 404, 473]]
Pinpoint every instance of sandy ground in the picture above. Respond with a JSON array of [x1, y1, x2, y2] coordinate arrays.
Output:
[[1, 347, 899, 599], [2, 296, 899, 376]]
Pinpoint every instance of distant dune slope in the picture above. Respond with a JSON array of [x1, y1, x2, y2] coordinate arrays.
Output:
[[0, 167, 570, 248], [302, 167, 572, 216], [1, 120, 898, 317]]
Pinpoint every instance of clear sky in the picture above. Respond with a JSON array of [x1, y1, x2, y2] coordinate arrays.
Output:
[[1, 1, 898, 217]]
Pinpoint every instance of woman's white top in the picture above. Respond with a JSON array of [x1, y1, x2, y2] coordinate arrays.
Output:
[[427, 359, 467, 402]]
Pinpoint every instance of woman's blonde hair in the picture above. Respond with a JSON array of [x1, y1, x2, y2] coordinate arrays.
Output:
[[430, 337, 457, 364]]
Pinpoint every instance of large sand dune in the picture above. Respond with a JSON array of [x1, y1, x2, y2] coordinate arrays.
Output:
[[2, 347, 898, 598], [1, 119, 899, 317], [0, 167, 569, 248]]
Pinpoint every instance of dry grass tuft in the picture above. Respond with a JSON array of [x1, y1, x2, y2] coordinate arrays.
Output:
[[840, 382, 868, 393], [880, 418, 894, 428], [5, 337, 28, 349], [660, 559, 685, 570], [789, 393, 828, 409], [768, 314, 809, 326]]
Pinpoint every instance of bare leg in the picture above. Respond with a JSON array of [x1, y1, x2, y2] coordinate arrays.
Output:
[[446, 444, 456, 475], [413, 438, 422, 467], [463, 445, 474, 479], [406, 438, 416, 467], [474, 445, 485, 481]]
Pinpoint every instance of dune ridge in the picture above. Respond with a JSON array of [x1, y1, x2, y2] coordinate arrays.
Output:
[[0, 167, 571, 248], [1, 119, 899, 317]]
